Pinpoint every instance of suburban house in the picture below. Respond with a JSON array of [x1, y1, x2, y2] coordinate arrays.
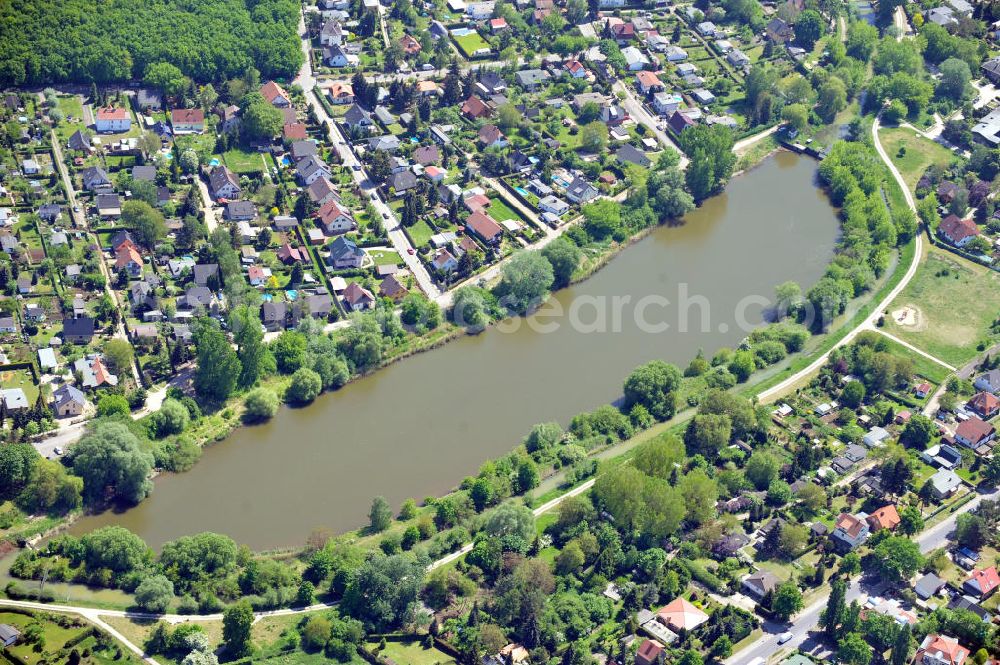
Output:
[[1, 389, 28, 412], [928, 469, 963, 499], [342, 282, 375, 311], [635, 71, 664, 95], [171, 108, 205, 134], [461, 95, 492, 120], [115, 243, 144, 277], [655, 597, 709, 632], [0, 624, 21, 647], [938, 215, 980, 247], [260, 80, 292, 107], [653, 92, 683, 116], [466, 211, 503, 244], [635, 639, 665, 665], [320, 19, 344, 46], [955, 417, 996, 451], [223, 201, 257, 222], [344, 104, 373, 130], [478, 124, 507, 148], [277, 243, 309, 265], [766, 17, 794, 42], [831, 512, 870, 551], [96, 193, 122, 218], [539, 195, 570, 217], [74, 355, 118, 387], [325, 45, 359, 67], [261, 302, 289, 331], [379, 274, 408, 301], [296, 155, 333, 186], [913, 634, 969, 665], [865, 505, 900, 531], [52, 383, 87, 417], [564, 177, 598, 204], [975, 370, 1000, 394], [328, 82, 354, 104], [969, 392, 1000, 418], [915, 573, 946, 600], [668, 110, 696, 134], [63, 316, 96, 344], [616, 143, 651, 168], [82, 166, 111, 191], [921, 443, 963, 470], [741, 571, 778, 599], [963, 566, 1000, 599], [95, 106, 131, 133], [432, 248, 459, 272], [317, 199, 356, 235], [209, 165, 241, 200], [622, 46, 650, 70], [327, 236, 365, 269], [400, 34, 422, 55]]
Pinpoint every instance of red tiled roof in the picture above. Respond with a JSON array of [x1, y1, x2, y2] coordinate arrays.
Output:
[[96, 107, 128, 120], [969, 392, 1000, 416], [170, 108, 205, 124], [260, 80, 291, 105], [939, 215, 980, 243], [968, 567, 1000, 596], [835, 513, 866, 538], [466, 210, 503, 240], [917, 635, 969, 665], [866, 505, 900, 531], [957, 417, 995, 445]]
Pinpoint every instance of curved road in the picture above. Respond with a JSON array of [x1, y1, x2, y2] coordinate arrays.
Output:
[[756, 115, 922, 403], [726, 115, 929, 664]]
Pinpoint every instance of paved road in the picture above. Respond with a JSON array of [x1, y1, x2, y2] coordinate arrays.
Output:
[[612, 80, 689, 169], [727, 116, 932, 663], [757, 115, 923, 403], [729, 485, 1000, 665]]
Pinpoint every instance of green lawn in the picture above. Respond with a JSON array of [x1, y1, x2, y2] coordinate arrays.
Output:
[[221, 148, 266, 174], [487, 196, 526, 224], [452, 32, 491, 58], [369, 249, 401, 266], [0, 610, 138, 664], [1, 368, 39, 402], [871, 331, 952, 384], [407, 219, 435, 248], [885, 246, 1000, 367], [878, 126, 957, 193], [366, 639, 458, 665]]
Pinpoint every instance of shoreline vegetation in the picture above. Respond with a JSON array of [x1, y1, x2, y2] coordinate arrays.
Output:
[[6, 126, 913, 613]]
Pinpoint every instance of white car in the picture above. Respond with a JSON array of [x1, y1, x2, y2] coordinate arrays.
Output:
[[778, 632, 793, 645]]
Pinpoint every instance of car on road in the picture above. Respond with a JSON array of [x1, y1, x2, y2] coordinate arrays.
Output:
[[72, 205, 80, 212], [352, 164, 361, 171], [370, 193, 377, 200], [53, 447, 63, 456], [407, 248, 414, 255], [778, 632, 793, 645], [421, 63, 434, 71], [382, 212, 389, 219]]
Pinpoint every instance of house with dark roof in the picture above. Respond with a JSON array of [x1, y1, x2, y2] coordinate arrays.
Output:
[[742, 571, 778, 599], [209, 165, 241, 200], [616, 143, 651, 168], [82, 166, 111, 191], [389, 170, 418, 194], [342, 282, 375, 311], [63, 316, 95, 344], [327, 236, 365, 269]]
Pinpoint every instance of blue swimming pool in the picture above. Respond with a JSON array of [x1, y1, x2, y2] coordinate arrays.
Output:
[[286, 290, 298, 301], [209, 158, 221, 166], [515, 186, 529, 196], [280, 156, 291, 166], [451, 27, 474, 36]]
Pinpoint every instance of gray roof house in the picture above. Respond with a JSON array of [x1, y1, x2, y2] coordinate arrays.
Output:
[[327, 236, 365, 269], [82, 166, 111, 191], [914, 573, 945, 600], [615, 143, 651, 168], [974, 369, 1000, 394]]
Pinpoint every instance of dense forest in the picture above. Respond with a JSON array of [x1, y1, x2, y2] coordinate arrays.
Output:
[[0, 0, 303, 87]]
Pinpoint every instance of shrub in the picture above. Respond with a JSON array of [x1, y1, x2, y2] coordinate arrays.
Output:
[[285, 368, 322, 404], [243, 388, 280, 421]]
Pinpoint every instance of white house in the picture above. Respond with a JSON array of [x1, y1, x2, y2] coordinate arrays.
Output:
[[538, 195, 570, 217], [95, 107, 131, 133]]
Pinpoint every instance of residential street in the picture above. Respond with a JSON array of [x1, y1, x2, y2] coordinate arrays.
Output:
[[612, 80, 689, 169]]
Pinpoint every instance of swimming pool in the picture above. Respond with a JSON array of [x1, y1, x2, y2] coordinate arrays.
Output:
[[280, 156, 291, 166], [515, 186, 529, 196], [209, 158, 221, 167], [286, 290, 298, 301], [451, 27, 474, 36]]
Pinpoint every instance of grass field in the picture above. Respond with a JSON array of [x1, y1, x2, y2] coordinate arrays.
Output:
[[885, 246, 1000, 367], [222, 148, 266, 174], [871, 331, 952, 384], [365, 638, 458, 665], [878, 126, 957, 192], [368, 248, 401, 266], [452, 32, 491, 58], [0, 610, 137, 664], [487, 196, 526, 224], [1, 368, 39, 402], [407, 219, 435, 248]]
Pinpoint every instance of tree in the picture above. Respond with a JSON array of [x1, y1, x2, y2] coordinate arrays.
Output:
[[556, 541, 585, 575], [97, 394, 131, 417], [771, 581, 803, 620], [873, 535, 924, 583], [222, 601, 254, 657], [231, 304, 271, 388], [369, 496, 393, 532], [679, 469, 718, 526], [579, 121, 608, 153], [892, 623, 912, 665], [794, 10, 824, 48], [823, 578, 847, 639], [271, 331, 308, 374], [840, 552, 861, 576], [938, 58, 972, 102], [483, 503, 535, 542], [80, 526, 151, 573], [541, 238, 582, 289], [144, 62, 188, 97], [777, 523, 808, 559], [153, 398, 190, 437], [838, 632, 873, 665], [745, 451, 780, 490], [193, 320, 240, 402], [285, 367, 322, 404], [581, 198, 621, 240], [899, 414, 935, 448], [678, 125, 736, 201], [632, 435, 685, 478], [243, 388, 279, 421], [846, 20, 878, 61], [623, 360, 682, 421], [840, 380, 866, 408], [104, 338, 135, 374], [68, 421, 154, 505], [782, 103, 809, 132], [135, 574, 175, 613], [341, 553, 425, 631], [122, 200, 166, 249], [241, 94, 283, 142], [493, 250, 554, 314], [817, 76, 848, 123]]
